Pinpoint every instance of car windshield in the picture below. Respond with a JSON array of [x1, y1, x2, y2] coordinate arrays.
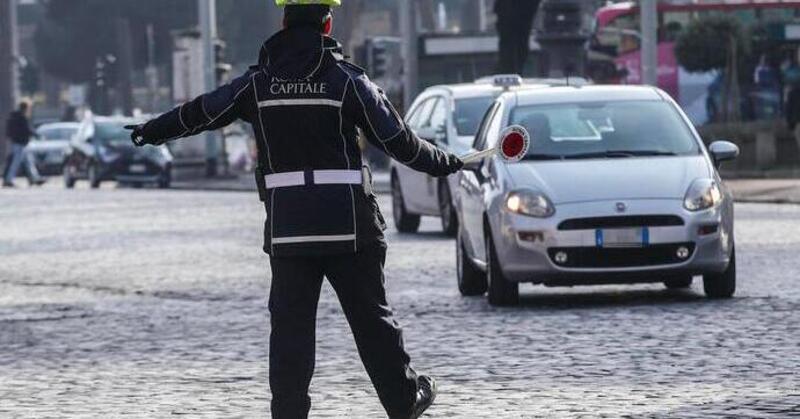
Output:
[[95, 122, 134, 147], [38, 127, 77, 141], [510, 100, 700, 160], [454, 97, 496, 136]]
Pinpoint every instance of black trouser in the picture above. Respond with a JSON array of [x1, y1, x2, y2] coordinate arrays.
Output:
[[268, 246, 418, 419]]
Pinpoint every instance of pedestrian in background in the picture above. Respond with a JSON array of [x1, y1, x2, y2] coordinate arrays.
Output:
[[785, 57, 800, 157], [3, 101, 45, 188], [126, 1, 462, 418]]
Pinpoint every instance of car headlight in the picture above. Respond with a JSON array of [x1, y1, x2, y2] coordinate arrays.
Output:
[[505, 189, 555, 218], [684, 178, 722, 211]]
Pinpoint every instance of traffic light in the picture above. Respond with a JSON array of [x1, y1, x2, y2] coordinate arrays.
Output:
[[214, 39, 233, 84], [368, 39, 389, 79], [17, 57, 39, 96]]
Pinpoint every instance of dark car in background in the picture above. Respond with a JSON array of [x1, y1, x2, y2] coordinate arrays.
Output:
[[63, 115, 173, 189], [28, 122, 80, 175]]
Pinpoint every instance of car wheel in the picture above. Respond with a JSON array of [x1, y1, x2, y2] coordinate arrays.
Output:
[[88, 163, 101, 189], [703, 247, 736, 299], [664, 276, 693, 289], [159, 168, 172, 189], [391, 173, 421, 233], [457, 232, 487, 296], [64, 165, 76, 189], [486, 226, 519, 306], [438, 180, 458, 237]]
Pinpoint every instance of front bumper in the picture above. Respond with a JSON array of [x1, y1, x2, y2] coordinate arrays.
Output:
[[99, 159, 167, 183], [493, 199, 733, 284]]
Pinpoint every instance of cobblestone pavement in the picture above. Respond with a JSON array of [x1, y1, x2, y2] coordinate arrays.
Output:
[[1, 186, 798, 418]]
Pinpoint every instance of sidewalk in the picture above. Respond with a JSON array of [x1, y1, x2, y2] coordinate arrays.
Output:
[[172, 173, 800, 204]]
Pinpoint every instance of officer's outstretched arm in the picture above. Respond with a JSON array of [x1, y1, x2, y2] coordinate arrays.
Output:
[[129, 70, 255, 146], [347, 74, 462, 177]]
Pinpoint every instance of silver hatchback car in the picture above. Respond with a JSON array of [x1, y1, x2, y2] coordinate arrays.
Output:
[[455, 85, 739, 306]]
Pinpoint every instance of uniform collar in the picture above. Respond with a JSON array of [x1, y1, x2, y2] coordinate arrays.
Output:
[[259, 26, 343, 80]]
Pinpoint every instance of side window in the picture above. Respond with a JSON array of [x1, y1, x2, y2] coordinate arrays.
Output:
[[416, 97, 440, 130], [427, 98, 448, 133], [473, 102, 500, 150], [405, 100, 425, 129], [484, 103, 504, 150]]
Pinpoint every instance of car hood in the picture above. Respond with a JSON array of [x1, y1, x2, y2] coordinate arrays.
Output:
[[505, 155, 712, 204]]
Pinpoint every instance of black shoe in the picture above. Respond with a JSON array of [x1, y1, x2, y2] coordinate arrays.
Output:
[[2, 182, 15, 188], [31, 178, 46, 187], [406, 375, 437, 419]]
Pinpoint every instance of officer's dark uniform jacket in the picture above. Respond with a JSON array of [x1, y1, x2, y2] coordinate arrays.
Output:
[[140, 26, 454, 257]]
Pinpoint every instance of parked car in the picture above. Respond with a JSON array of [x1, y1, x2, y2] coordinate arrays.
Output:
[[27, 122, 79, 175], [455, 85, 739, 306], [391, 75, 549, 236], [63, 115, 173, 189]]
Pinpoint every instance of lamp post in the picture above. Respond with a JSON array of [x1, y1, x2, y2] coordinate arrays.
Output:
[[640, 0, 658, 86], [0, 0, 18, 169], [401, 0, 418, 111], [198, 0, 220, 177]]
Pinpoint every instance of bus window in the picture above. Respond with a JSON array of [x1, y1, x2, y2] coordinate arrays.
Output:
[[761, 8, 798, 23]]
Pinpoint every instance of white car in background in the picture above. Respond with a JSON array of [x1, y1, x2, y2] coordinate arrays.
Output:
[[28, 122, 80, 175], [390, 76, 566, 236]]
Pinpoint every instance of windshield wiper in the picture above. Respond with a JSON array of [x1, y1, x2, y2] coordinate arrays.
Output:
[[562, 150, 678, 159], [521, 153, 565, 161], [616, 150, 678, 156], [561, 151, 634, 159]]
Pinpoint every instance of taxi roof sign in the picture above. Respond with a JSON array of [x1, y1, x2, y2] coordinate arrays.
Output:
[[475, 74, 524, 90]]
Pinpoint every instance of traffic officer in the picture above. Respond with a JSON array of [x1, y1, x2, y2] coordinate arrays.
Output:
[[126, 1, 463, 418]]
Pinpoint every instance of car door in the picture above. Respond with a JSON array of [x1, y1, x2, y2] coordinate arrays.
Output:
[[414, 96, 450, 214], [459, 102, 501, 260], [397, 96, 439, 214]]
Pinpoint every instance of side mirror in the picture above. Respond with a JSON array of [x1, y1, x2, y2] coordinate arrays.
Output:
[[708, 140, 739, 167]]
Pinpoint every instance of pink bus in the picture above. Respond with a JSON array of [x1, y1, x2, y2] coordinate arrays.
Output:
[[589, 0, 800, 123]]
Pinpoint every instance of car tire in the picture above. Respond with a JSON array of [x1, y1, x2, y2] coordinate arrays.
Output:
[[64, 166, 76, 189], [88, 163, 101, 189], [457, 233, 487, 296], [664, 276, 693, 289], [438, 180, 458, 237], [703, 247, 736, 299], [391, 173, 421, 233], [486, 226, 519, 306]]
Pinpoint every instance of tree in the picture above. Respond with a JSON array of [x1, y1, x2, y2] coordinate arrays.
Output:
[[675, 15, 749, 122], [494, 0, 541, 75]]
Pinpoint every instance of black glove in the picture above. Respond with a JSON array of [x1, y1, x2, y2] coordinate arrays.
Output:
[[124, 124, 150, 147], [435, 153, 464, 177]]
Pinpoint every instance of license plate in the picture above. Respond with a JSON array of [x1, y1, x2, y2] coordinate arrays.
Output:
[[129, 164, 146, 173], [596, 228, 648, 248]]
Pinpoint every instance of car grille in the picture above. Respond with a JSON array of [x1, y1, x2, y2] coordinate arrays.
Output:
[[548, 243, 695, 268], [558, 215, 685, 231]]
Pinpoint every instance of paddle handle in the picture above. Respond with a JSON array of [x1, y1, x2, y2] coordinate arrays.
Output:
[[460, 147, 496, 163]]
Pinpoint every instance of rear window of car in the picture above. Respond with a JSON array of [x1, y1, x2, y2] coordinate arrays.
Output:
[[38, 127, 77, 141], [95, 123, 133, 145], [454, 97, 496, 136]]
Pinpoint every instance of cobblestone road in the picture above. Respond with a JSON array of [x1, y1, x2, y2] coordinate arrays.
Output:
[[1, 186, 798, 418]]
